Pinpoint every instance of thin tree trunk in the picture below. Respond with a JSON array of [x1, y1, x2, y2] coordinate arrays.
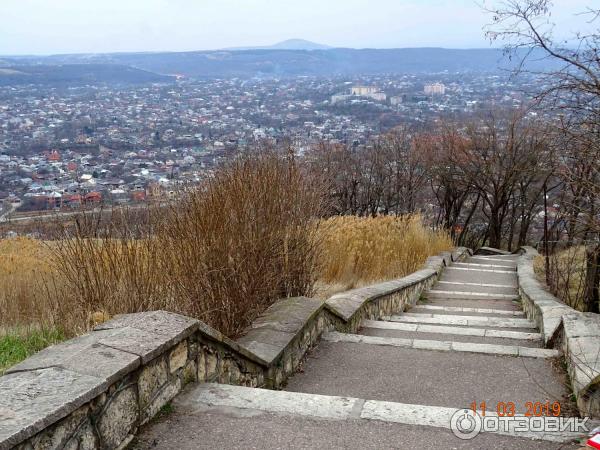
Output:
[[583, 244, 600, 314], [458, 194, 480, 246], [543, 182, 550, 286]]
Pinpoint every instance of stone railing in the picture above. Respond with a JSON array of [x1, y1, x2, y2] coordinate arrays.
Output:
[[517, 246, 600, 418], [553, 313, 600, 418], [0, 247, 470, 450], [516, 247, 575, 345], [476, 246, 512, 256]]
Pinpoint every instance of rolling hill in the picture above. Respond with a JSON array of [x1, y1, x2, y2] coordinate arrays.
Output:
[[0, 47, 557, 84], [0, 63, 174, 86]]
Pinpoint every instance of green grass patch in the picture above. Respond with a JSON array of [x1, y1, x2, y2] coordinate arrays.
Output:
[[159, 403, 174, 416], [148, 402, 175, 424], [417, 294, 431, 304], [0, 328, 65, 375]]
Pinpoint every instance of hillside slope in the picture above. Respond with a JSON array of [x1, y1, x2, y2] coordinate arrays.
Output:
[[1, 48, 557, 79], [0, 63, 174, 86]]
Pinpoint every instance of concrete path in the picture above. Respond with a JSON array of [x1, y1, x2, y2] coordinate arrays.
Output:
[[133, 254, 586, 449]]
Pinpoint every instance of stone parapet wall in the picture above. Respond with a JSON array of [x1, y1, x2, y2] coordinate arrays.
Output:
[[0, 247, 470, 449], [1, 311, 202, 450], [553, 313, 600, 417], [517, 247, 574, 344], [325, 269, 438, 332], [517, 246, 600, 418], [1, 312, 270, 450], [236, 296, 330, 389]]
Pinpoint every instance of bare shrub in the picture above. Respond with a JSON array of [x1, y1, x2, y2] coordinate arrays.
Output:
[[157, 151, 326, 335], [47, 209, 170, 335], [39, 151, 325, 337]]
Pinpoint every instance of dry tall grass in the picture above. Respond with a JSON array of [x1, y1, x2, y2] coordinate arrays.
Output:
[[534, 246, 587, 311], [0, 238, 58, 332], [0, 215, 451, 339], [318, 215, 452, 292], [49, 214, 170, 335]]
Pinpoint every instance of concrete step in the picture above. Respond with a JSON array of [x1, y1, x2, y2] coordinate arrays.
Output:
[[424, 293, 520, 303], [471, 254, 520, 260], [425, 290, 519, 300], [434, 280, 517, 288], [134, 383, 584, 449], [440, 269, 517, 285], [453, 262, 517, 272], [323, 332, 557, 358], [410, 305, 525, 317], [467, 260, 517, 266], [409, 308, 519, 318], [420, 297, 521, 311], [285, 341, 571, 415], [432, 280, 518, 296], [362, 320, 542, 341], [467, 257, 517, 268], [361, 327, 542, 348], [445, 263, 516, 275], [388, 313, 536, 329]]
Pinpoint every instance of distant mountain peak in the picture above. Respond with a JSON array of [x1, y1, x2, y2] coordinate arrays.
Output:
[[226, 39, 332, 51], [269, 39, 332, 50]]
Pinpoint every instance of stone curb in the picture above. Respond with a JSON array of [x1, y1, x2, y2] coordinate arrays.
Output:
[[322, 331, 560, 358], [181, 383, 589, 443]]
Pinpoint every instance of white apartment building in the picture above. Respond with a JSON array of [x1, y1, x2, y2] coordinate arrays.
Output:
[[424, 83, 446, 95]]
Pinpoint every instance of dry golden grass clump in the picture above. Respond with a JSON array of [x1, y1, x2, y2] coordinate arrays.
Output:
[[0, 237, 56, 333], [0, 212, 453, 341], [318, 215, 452, 289], [0, 237, 70, 374], [534, 246, 587, 311]]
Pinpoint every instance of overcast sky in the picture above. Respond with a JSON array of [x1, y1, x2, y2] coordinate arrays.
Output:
[[0, 0, 593, 55]]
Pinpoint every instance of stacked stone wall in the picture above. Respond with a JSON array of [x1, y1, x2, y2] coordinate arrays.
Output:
[[0, 247, 471, 449]]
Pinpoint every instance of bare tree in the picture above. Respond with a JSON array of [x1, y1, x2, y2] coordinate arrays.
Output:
[[380, 127, 429, 215], [484, 0, 600, 231], [444, 111, 549, 248], [485, 0, 600, 311], [307, 142, 362, 216], [307, 128, 429, 218], [421, 126, 477, 243], [484, 0, 600, 120]]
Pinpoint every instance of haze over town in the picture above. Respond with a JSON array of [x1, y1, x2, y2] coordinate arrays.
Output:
[[0, 0, 593, 54]]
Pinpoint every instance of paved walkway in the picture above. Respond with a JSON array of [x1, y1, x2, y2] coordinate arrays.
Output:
[[133, 255, 584, 449]]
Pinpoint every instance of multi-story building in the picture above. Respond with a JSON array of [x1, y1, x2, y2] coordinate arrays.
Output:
[[332, 86, 387, 104], [424, 83, 446, 95], [351, 86, 379, 96]]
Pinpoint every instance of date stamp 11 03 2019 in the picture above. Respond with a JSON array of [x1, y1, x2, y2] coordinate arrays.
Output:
[[469, 400, 562, 417], [448, 401, 594, 441]]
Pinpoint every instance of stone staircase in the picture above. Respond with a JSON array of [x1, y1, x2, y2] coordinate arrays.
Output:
[[325, 254, 558, 358], [133, 254, 585, 449]]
